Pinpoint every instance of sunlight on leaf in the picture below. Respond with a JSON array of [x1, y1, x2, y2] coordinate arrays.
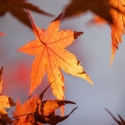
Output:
[[13, 85, 77, 125], [0, 32, 5, 36], [63, 0, 121, 24], [18, 13, 93, 100], [0, 67, 15, 125], [105, 108, 125, 125], [13, 96, 40, 125]]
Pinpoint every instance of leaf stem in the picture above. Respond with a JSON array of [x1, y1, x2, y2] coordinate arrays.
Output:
[[27, 9, 45, 45]]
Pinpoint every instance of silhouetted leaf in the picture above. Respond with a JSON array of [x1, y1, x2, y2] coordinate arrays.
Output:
[[46, 107, 78, 125], [0, 0, 54, 28], [92, 0, 125, 65], [36, 83, 76, 117], [91, 0, 125, 65], [105, 108, 125, 125], [63, 0, 120, 24], [14, 84, 77, 125]]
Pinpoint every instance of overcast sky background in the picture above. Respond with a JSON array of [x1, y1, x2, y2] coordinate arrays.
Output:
[[0, 0, 125, 125]]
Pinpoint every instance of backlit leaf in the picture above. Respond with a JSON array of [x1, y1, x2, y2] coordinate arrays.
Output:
[[14, 85, 77, 125], [18, 13, 93, 100], [0, 32, 5, 36], [91, 0, 125, 65], [0, 67, 3, 94], [105, 108, 125, 125], [0, 67, 15, 125]]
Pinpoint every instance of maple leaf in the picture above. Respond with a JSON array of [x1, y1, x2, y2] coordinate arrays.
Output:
[[0, 32, 5, 36], [0, 0, 54, 29], [18, 13, 93, 100], [63, 0, 121, 24], [0, 67, 15, 125], [14, 84, 77, 125], [13, 98, 35, 125], [105, 108, 125, 125], [25, 107, 78, 125], [91, 0, 125, 65], [35, 83, 76, 117]]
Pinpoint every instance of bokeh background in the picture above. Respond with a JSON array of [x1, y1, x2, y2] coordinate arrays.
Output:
[[0, 0, 125, 125]]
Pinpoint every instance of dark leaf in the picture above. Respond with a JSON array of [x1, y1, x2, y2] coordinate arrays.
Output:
[[24, 113, 41, 125], [63, 0, 120, 24], [0, 114, 12, 125], [9, 4, 33, 28], [74, 31, 83, 39], [39, 99, 76, 117], [57, 100, 76, 106], [118, 115, 125, 125], [105, 108, 125, 125], [24, 84, 77, 125], [47, 107, 78, 125], [52, 13, 63, 22], [37, 84, 76, 117], [0, 0, 54, 28]]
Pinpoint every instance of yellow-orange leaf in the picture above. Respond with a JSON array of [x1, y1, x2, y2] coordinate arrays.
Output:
[[92, 0, 125, 65], [0, 96, 15, 110], [18, 13, 93, 100], [0, 67, 3, 93]]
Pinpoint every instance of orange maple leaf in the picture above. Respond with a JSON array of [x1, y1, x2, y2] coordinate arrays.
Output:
[[13, 84, 76, 125], [92, 0, 125, 65], [18, 13, 93, 100]]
